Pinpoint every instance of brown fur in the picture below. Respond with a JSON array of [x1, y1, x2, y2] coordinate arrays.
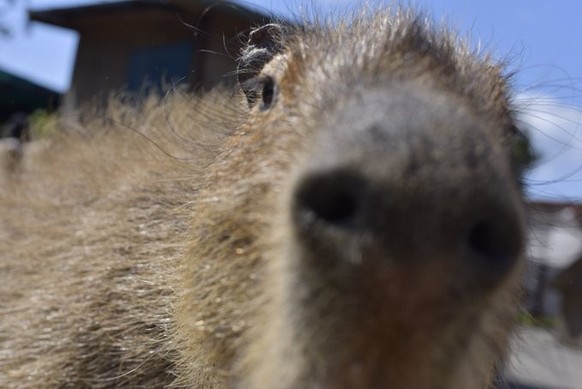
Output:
[[1, 8, 528, 388]]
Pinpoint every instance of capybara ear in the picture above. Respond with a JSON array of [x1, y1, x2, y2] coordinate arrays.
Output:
[[238, 23, 288, 106]]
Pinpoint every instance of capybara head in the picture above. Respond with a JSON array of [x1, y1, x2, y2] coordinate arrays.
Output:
[[176, 8, 530, 389]]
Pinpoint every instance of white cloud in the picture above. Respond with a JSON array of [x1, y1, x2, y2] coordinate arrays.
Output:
[[515, 94, 582, 201]]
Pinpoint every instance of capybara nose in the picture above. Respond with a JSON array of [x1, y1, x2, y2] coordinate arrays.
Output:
[[293, 169, 365, 229], [292, 162, 524, 291], [290, 85, 525, 294]]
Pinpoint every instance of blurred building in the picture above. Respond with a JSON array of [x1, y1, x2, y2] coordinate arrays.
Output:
[[29, 0, 270, 113], [553, 255, 582, 345], [524, 201, 582, 342]]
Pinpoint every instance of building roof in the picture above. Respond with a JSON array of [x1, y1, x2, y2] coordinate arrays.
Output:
[[30, 0, 270, 28]]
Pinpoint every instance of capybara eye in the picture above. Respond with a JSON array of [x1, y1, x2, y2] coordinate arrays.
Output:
[[261, 76, 276, 110]]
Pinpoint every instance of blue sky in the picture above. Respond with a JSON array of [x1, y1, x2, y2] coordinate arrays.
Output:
[[0, 0, 581, 201]]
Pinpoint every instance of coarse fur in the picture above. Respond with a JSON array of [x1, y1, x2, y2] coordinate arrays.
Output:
[[1, 7, 529, 388], [0, 91, 240, 387]]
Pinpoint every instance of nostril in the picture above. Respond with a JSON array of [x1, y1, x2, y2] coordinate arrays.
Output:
[[468, 221, 500, 259], [467, 219, 520, 265], [305, 191, 358, 225], [294, 171, 364, 227]]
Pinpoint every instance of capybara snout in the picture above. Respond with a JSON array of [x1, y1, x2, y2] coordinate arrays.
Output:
[[260, 80, 527, 388], [291, 83, 524, 288]]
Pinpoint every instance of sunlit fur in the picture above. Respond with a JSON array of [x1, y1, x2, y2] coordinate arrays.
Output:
[[0, 90, 241, 387]]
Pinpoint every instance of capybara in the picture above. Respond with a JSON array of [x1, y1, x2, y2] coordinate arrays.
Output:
[[0, 7, 532, 389]]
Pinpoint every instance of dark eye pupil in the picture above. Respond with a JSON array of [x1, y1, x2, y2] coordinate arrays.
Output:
[[261, 77, 275, 109]]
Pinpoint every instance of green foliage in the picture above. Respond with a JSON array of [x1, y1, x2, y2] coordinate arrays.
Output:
[[518, 312, 556, 329], [28, 109, 59, 139]]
